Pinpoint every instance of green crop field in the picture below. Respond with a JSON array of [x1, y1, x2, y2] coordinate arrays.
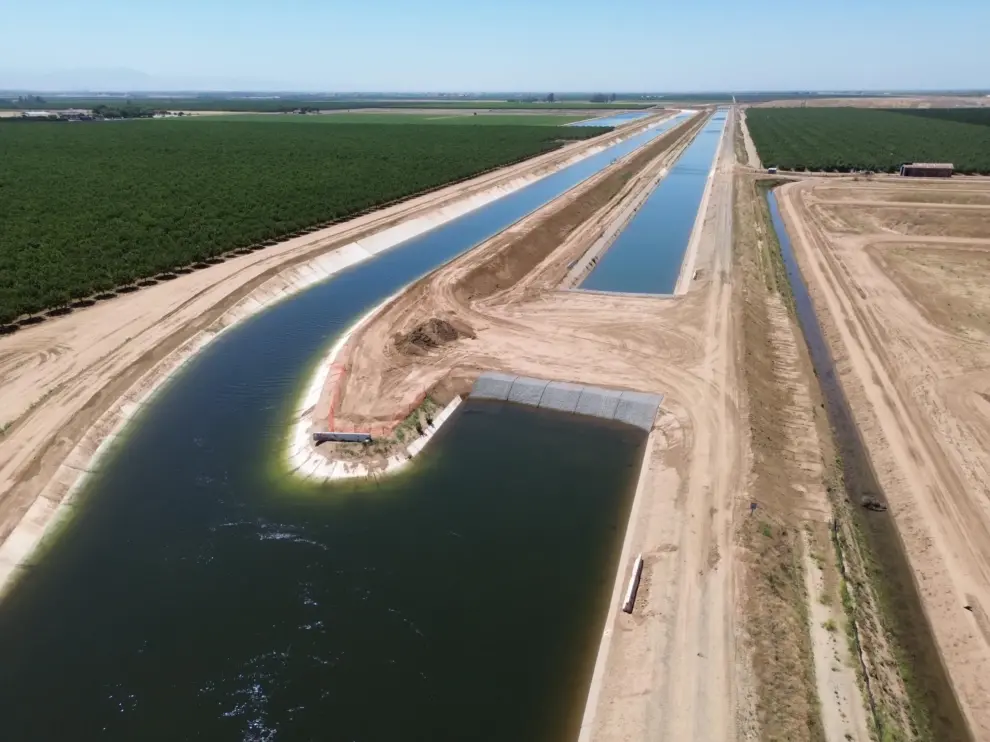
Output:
[[185, 113, 587, 126], [746, 108, 990, 174], [0, 121, 605, 324]]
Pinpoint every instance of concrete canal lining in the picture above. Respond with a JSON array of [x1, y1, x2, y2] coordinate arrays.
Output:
[[580, 108, 728, 295], [471, 372, 663, 431]]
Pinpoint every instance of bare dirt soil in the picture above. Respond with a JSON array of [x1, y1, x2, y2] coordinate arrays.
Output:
[[738, 109, 762, 169], [779, 177, 990, 740]]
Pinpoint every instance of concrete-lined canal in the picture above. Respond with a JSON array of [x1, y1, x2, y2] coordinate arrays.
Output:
[[568, 111, 655, 127], [581, 109, 727, 295], [0, 122, 679, 741]]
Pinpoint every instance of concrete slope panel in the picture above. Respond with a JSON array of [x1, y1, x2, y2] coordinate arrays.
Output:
[[470, 373, 663, 432], [508, 377, 549, 406], [614, 391, 664, 431], [472, 372, 517, 401], [540, 382, 584, 414], [575, 387, 623, 420]]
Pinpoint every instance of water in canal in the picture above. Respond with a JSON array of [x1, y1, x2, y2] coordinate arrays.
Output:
[[0, 127, 662, 741], [581, 109, 727, 295], [767, 190, 972, 741], [568, 111, 654, 127]]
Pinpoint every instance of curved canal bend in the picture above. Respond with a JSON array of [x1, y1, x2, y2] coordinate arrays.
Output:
[[0, 121, 690, 741]]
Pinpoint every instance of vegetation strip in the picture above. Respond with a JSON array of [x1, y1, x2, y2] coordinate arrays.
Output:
[[0, 122, 604, 324]]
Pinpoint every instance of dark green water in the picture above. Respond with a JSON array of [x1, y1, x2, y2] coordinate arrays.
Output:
[[0, 397, 644, 741], [0, 130, 660, 740]]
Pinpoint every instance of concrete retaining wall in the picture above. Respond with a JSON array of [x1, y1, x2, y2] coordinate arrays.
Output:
[[471, 373, 662, 432]]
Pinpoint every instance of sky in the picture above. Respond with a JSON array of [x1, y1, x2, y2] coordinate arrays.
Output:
[[1, 0, 988, 92]]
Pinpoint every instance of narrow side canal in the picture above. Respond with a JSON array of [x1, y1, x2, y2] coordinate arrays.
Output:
[[581, 109, 727, 295], [767, 190, 972, 742], [0, 121, 673, 741]]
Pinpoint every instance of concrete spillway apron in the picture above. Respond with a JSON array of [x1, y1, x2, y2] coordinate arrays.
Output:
[[471, 372, 663, 432]]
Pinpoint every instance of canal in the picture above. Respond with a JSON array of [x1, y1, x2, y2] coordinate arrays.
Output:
[[581, 109, 727, 295], [767, 190, 972, 742], [568, 111, 655, 128], [0, 122, 671, 741]]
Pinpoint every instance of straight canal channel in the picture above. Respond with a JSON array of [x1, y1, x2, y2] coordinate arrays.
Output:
[[0, 120, 680, 741], [581, 108, 727, 295], [767, 190, 972, 742]]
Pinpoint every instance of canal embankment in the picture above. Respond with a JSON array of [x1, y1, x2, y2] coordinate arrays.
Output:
[[0, 111, 691, 597], [292, 112, 704, 477]]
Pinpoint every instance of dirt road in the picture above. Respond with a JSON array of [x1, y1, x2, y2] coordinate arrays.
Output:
[[780, 178, 990, 740], [738, 109, 761, 169]]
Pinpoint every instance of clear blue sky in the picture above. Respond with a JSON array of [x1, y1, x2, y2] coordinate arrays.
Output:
[[1, 0, 988, 91]]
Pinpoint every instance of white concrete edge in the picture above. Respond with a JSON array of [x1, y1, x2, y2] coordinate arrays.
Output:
[[0, 117, 682, 598], [576, 428, 658, 742], [673, 108, 730, 296], [285, 394, 464, 483]]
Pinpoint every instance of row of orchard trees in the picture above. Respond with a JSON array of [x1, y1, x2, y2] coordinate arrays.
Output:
[[746, 107, 990, 174], [0, 120, 601, 324]]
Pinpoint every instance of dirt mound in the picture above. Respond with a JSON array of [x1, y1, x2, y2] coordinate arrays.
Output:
[[394, 317, 475, 355]]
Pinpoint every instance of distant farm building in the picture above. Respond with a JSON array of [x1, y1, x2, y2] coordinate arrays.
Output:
[[899, 162, 953, 178]]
